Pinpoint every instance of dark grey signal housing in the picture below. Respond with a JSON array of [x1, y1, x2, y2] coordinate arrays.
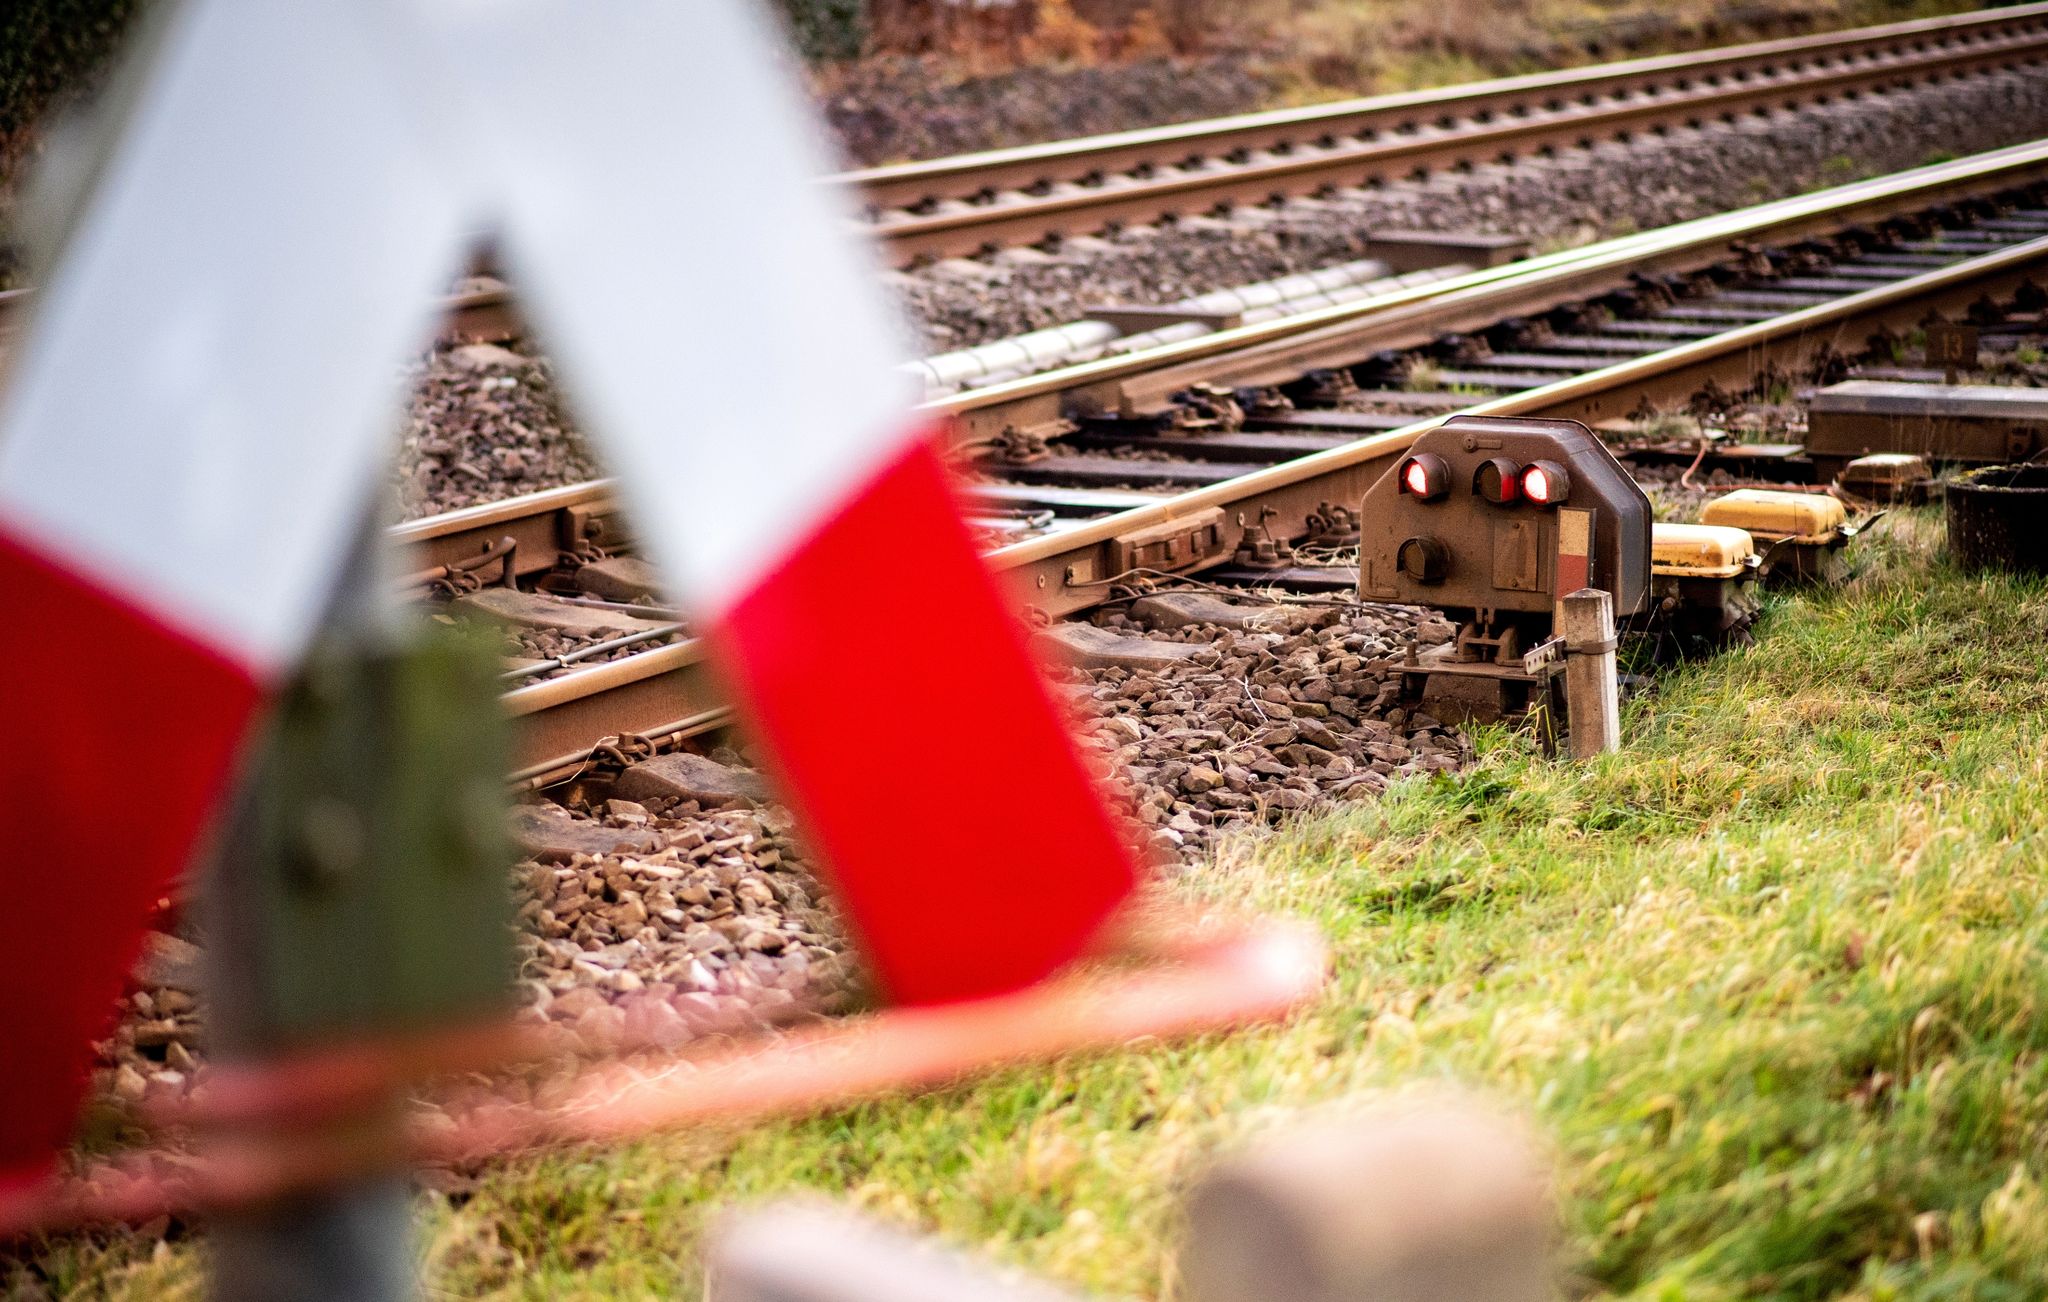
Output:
[[1358, 415, 1651, 649]]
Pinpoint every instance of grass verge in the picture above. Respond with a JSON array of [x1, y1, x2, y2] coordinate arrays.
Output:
[[20, 510, 2048, 1299]]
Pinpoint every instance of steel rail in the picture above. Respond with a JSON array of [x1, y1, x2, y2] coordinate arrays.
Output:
[[487, 232, 2048, 782], [397, 143, 2048, 597], [991, 233, 2048, 610], [390, 141, 2048, 778], [7, 13, 2041, 334], [6, 7, 2046, 344], [847, 4, 2048, 207], [393, 210, 1647, 593], [937, 140, 2048, 438], [399, 479, 622, 587], [846, 4, 2048, 265]]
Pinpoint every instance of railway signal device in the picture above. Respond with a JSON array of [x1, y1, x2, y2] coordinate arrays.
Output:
[[1644, 524, 1763, 641], [1359, 415, 1650, 722], [1700, 489, 1855, 584], [0, 0, 1328, 1243]]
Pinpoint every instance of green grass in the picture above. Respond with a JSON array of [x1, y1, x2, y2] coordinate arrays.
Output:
[[22, 512, 2048, 1299]]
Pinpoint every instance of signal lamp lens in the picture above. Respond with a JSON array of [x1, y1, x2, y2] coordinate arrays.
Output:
[[1397, 453, 1450, 502], [1519, 460, 1571, 507], [1473, 457, 1521, 504], [1397, 536, 1450, 583]]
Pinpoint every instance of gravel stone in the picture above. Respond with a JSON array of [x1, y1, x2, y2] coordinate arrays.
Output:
[[815, 54, 1273, 167], [392, 344, 601, 521], [87, 596, 1471, 1108], [1061, 596, 1470, 864], [507, 793, 852, 1038]]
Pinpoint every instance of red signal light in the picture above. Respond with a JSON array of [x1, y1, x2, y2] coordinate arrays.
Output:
[[1519, 460, 1570, 507], [1397, 453, 1450, 502], [1473, 457, 1521, 505]]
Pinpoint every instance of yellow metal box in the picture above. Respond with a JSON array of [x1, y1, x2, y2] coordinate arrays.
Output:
[[1651, 523, 1757, 579], [1838, 452, 1933, 504], [1700, 489, 1847, 544]]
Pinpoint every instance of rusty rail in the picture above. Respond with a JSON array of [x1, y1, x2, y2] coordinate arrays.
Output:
[[485, 234, 2048, 779], [938, 142, 2048, 444], [991, 235, 2048, 612], [397, 139, 2048, 572], [845, 3, 2048, 265], [381, 142, 2048, 783], [5, 7, 2046, 339]]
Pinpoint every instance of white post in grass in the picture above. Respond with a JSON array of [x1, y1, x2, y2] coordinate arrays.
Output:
[[711, 1098, 1556, 1302], [1561, 587, 1621, 760], [1180, 1097, 1557, 1302], [708, 1203, 1088, 1302]]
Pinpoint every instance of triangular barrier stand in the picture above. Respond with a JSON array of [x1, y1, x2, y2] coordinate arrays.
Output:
[[0, 0, 1327, 1237]]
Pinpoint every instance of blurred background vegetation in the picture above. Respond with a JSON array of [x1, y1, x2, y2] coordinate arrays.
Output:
[[798, 0, 1986, 84], [1, 0, 138, 178]]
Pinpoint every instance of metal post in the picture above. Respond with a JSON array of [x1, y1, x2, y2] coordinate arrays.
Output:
[[202, 513, 514, 1301], [209, 1181, 416, 1302], [1179, 1098, 1556, 1302], [1560, 588, 1621, 759], [204, 517, 420, 1302]]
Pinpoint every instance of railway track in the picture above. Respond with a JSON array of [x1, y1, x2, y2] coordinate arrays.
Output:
[[393, 141, 2048, 787], [4, 9, 2045, 335], [845, 4, 2048, 266], [44, 11, 2048, 1259], [55, 53, 2048, 1217]]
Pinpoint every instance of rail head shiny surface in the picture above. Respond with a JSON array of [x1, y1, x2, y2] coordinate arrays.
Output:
[[391, 478, 620, 543]]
